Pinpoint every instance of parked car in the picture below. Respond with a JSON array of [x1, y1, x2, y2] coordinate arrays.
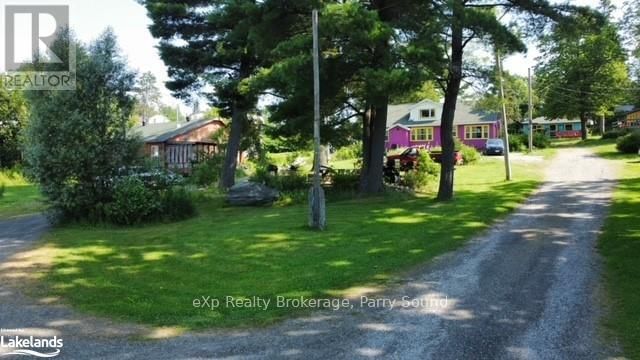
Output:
[[385, 147, 462, 171], [484, 138, 505, 156]]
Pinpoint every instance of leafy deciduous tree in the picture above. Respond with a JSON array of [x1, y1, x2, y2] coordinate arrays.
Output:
[[537, 15, 629, 140], [0, 86, 28, 168]]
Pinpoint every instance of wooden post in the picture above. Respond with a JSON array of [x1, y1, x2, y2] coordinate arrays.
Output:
[[496, 50, 512, 181], [309, 9, 326, 230], [528, 68, 533, 152]]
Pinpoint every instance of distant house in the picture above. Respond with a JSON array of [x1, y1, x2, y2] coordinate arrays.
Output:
[[131, 118, 225, 173], [620, 109, 640, 129], [521, 117, 582, 138], [386, 100, 501, 151]]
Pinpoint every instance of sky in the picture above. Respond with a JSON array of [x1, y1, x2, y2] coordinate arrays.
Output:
[[0, 0, 627, 108]]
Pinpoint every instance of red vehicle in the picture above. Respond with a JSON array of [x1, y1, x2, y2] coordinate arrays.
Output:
[[385, 147, 463, 171]]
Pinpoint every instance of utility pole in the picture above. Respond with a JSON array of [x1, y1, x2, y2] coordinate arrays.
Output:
[[496, 50, 512, 181], [309, 9, 326, 230], [528, 68, 533, 152]]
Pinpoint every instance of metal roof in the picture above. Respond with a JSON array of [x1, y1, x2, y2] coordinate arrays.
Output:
[[530, 117, 581, 125]]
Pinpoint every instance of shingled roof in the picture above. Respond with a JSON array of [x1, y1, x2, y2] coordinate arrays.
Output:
[[131, 119, 223, 143], [387, 100, 499, 128]]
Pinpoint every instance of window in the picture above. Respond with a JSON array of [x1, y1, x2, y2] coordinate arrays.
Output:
[[411, 127, 434, 141], [452, 127, 458, 138], [420, 109, 436, 118], [464, 125, 490, 139], [151, 145, 160, 158], [565, 124, 573, 131]]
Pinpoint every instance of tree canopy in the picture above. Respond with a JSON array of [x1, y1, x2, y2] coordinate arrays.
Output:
[[23, 29, 139, 220], [537, 13, 629, 139]]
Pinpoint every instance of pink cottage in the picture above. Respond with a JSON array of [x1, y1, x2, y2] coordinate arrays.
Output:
[[386, 100, 502, 151]]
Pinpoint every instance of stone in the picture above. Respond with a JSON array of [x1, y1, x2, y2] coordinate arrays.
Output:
[[227, 181, 279, 206]]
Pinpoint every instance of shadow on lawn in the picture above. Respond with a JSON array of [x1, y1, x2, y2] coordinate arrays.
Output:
[[0, 177, 620, 358], [0, 180, 541, 329]]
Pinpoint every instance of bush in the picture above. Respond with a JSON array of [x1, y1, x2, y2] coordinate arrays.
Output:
[[191, 154, 224, 187], [334, 142, 362, 161], [0, 183, 5, 198], [603, 128, 630, 140], [616, 131, 640, 154], [159, 187, 197, 221], [332, 171, 360, 192], [402, 151, 438, 191], [23, 31, 140, 221], [251, 167, 308, 192], [459, 144, 480, 165], [509, 134, 527, 152], [105, 177, 160, 225], [532, 132, 551, 149]]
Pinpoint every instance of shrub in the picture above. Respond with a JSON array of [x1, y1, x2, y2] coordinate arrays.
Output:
[[334, 142, 362, 161], [459, 144, 480, 165], [332, 171, 360, 192], [23, 31, 140, 221], [0, 183, 5, 198], [191, 154, 224, 186], [616, 131, 640, 154], [251, 167, 308, 192], [532, 132, 551, 149], [105, 177, 160, 225], [509, 134, 527, 152], [403, 151, 438, 191], [160, 187, 197, 221], [603, 128, 630, 140]]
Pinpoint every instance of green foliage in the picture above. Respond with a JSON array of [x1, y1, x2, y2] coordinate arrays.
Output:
[[105, 176, 196, 225], [105, 177, 159, 225], [0, 183, 4, 198], [133, 71, 161, 124], [159, 187, 197, 221], [22, 30, 139, 221], [191, 154, 225, 187], [391, 81, 442, 104], [537, 17, 629, 135], [509, 134, 527, 152], [616, 131, 640, 154], [603, 128, 630, 139], [334, 142, 363, 161], [474, 72, 533, 123], [459, 144, 480, 165], [403, 151, 438, 191], [251, 167, 308, 193], [0, 83, 28, 168], [331, 171, 360, 192], [533, 133, 551, 149]]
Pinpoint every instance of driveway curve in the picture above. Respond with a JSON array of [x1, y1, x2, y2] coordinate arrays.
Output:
[[0, 148, 619, 359]]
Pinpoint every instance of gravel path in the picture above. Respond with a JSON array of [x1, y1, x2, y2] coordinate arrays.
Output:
[[0, 148, 619, 359]]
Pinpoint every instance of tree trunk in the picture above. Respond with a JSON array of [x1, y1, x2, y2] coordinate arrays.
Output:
[[220, 103, 247, 189], [580, 113, 588, 140], [437, 0, 464, 202], [360, 99, 389, 194]]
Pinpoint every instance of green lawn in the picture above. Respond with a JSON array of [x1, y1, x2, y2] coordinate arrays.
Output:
[[0, 170, 46, 219], [587, 139, 640, 358], [23, 159, 543, 330]]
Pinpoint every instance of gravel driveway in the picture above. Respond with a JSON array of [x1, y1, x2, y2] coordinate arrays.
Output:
[[0, 148, 619, 359]]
